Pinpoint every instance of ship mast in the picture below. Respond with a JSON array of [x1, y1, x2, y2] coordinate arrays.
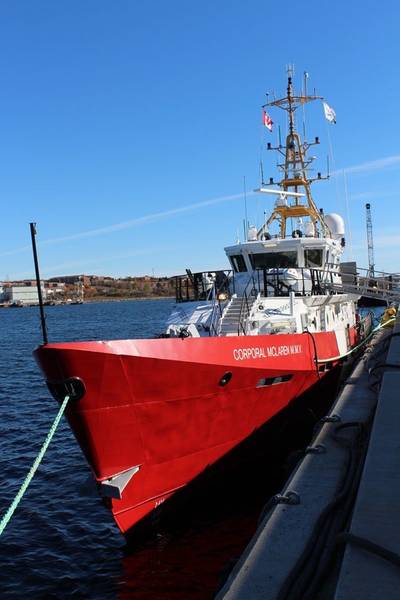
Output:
[[262, 67, 330, 238]]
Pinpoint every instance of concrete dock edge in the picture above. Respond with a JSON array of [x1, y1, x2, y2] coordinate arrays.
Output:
[[334, 321, 400, 599], [217, 324, 397, 599]]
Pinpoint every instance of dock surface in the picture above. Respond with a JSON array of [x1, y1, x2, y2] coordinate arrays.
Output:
[[335, 324, 400, 599]]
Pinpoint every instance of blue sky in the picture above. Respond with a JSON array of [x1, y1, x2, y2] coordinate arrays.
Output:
[[0, 0, 400, 279]]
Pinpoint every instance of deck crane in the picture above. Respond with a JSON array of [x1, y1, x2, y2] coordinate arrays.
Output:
[[365, 203, 375, 276]]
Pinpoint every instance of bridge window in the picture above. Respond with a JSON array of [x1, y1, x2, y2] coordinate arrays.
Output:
[[230, 255, 247, 273], [249, 251, 297, 269], [305, 249, 323, 267]]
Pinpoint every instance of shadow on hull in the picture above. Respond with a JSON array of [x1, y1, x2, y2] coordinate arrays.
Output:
[[123, 364, 344, 550]]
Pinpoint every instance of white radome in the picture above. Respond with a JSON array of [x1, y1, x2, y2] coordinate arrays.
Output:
[[325, 213, 345, 239]]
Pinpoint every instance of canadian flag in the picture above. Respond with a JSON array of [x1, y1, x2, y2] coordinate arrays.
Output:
[[263, 110, 273, 132]]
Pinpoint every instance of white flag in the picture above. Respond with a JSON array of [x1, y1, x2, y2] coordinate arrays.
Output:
[[323, 101, 336, 124]]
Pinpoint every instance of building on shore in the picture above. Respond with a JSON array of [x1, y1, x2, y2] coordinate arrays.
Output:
[[49, 275, 91, 286], [0, 284, 46, 305]]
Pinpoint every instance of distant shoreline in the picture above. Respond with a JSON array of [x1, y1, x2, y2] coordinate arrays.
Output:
[[82, 296, 175, 303], [0, 296, 176, 308]]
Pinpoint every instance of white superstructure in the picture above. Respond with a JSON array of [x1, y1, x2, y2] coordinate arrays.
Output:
[[165, 71, 359, 356]]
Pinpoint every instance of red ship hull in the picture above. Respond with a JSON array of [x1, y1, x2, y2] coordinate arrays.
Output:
[[34, 329, 353, 535]]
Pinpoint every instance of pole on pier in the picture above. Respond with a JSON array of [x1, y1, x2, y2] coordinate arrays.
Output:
[[29, 222, 48, 345]]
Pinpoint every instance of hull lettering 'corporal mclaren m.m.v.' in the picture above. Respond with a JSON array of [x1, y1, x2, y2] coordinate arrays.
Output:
[[34, 69, 368, 537]]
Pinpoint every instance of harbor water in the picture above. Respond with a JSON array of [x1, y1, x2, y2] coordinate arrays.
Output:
[[0, 300, 375, 598]]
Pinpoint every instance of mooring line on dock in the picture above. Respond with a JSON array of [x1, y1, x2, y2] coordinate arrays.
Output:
[[0, 395, 70, 536], [336, 532, 400, 568], [317, 317, 396, 364], [273, 417, 371, 600]]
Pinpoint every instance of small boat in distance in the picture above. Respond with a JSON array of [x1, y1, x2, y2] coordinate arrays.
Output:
[[34, 70, 368, 537]]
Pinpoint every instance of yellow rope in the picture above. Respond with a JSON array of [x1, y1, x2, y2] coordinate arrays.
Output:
[[317, 317, 396, 364]]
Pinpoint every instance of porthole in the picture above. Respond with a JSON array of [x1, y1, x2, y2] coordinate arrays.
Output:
[[219, 371, 232, 386]]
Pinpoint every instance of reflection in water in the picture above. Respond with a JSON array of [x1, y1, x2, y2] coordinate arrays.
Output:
[[118, 367, 343, 599]]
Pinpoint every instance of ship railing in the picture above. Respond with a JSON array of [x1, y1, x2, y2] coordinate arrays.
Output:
[[174, 269, 233, 303], [209, 271, 238, 335], [260, 267, 338, 297], [232, 266, 344, 335], [237, 274, 259, 335], [257, 264, 400, 301], [208, 286, 219, 336], [337, 264, 400, 300], [207, 291, 225, 336], [229, 267, 343, 304]]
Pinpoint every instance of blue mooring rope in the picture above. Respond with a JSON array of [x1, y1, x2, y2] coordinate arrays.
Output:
[[0, 395, 70, 536]]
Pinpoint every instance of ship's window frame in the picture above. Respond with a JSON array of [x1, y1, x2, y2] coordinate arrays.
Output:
[[249, 251, 298, 269], [229, 254, 247, 273], [256, 374, 293, 388], [304, 248, 323, 268]]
